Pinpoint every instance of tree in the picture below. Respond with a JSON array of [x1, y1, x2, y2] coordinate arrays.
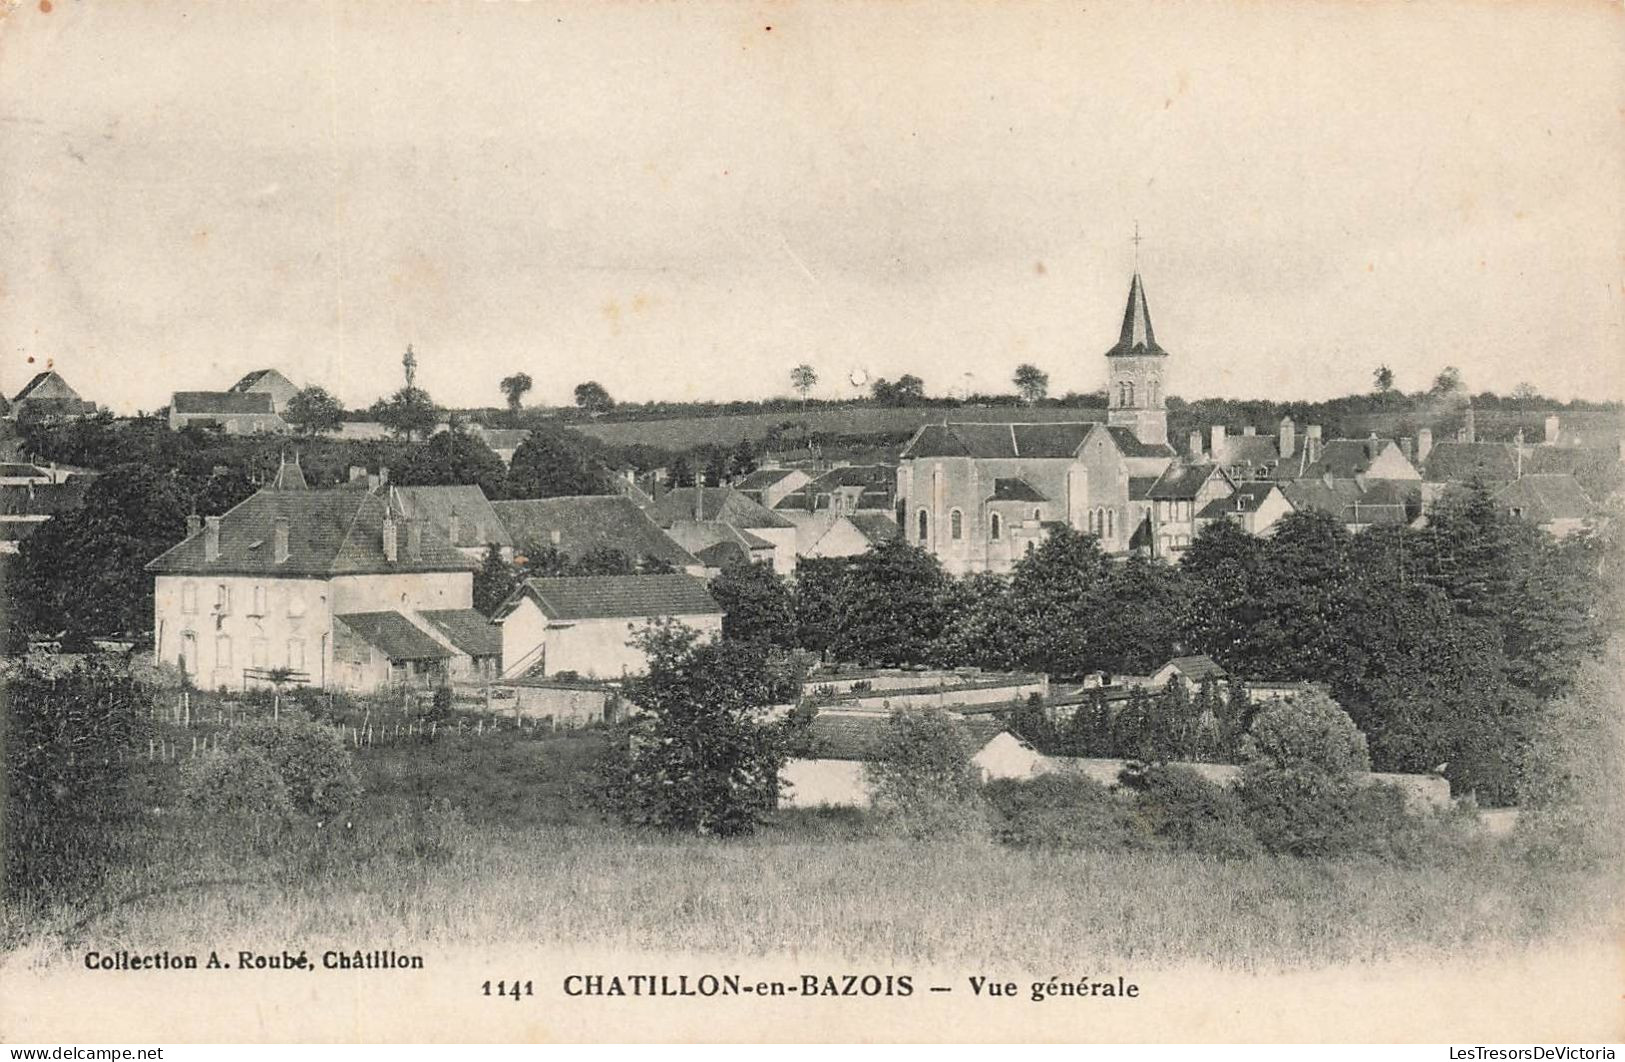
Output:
[[499, 372, 533, 413], [1430, 366, 1464, 397], [864, 708, 988, 839], [473, 544, 519, 616], [830, 538, 949, 665], [790, 364, 818, 410], [791, 556, 851, 657], [666, 455, 696, 489], [394, 427, 507, 499], [1013, 363, 1050, 405], [505, 427, 610, 498], [371, 386, 439, 441], [1005, 526, 1112, 679], [1372, 365, 1395, 393], [574, 381, 615, 414], [1236, 690, 1372, 856], [283, 385, 345, 435], [871, 374, 927, 407], [728, 438, 759, 479], [709, 559, 796, 648], [605, 621, 789, 836]]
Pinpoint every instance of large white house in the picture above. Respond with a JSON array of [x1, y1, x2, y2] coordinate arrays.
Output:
[[144, 458, 487, 692]]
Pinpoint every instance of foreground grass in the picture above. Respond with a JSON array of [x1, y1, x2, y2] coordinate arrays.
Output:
[[6, 809, 1617, 973]]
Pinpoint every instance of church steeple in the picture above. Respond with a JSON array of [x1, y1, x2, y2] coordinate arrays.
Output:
[[1103, 265, 1171, 448], [1106, 274, 1166, 358]]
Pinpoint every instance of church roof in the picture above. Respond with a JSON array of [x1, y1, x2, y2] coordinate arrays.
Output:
[[989, 477, 1048, 502], [1104, 426, 1177, 459], [1104, 274, 1168, 358]]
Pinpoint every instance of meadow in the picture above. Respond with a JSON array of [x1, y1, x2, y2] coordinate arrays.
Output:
[[4, 728, 1617, 974]]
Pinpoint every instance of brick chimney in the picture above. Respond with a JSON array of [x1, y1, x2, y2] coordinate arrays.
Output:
[[693, 484, 704, 522], [204, 516, 221, 562], [1210, 425, 1227, 462], [1306, 425, 1323, 464], [406, 519, 422, 560], [1544, 414, 1560, 444], [1278, 417, 1295, 459], [1367, 431, 1380, 459], [274, 516, 290, 564], [382, 515, 398, 562], [1187, 430, 1203, 460], [1417, 427, 1434, 464], [379, 466, 390, 487], [187, 514, 202, 538]]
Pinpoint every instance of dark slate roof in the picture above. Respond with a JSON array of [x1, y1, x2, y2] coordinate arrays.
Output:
[[1103, 274, 1168, 358], [1494, 474, 1594, 524], [0, 478, 93, 516], [847, 513, 901, 545], [493, 495, 695, 566], [1165, 655, 1228, 682], [1215, 434, 1284, 468], [1300, 438, 1403, 480], [14, 371, 80, 402], [804, 711, 1009, 761], [902, 422, 1104, 460], [172, 391, 276, 415], [395, 485, 512, 548], [229, 368, 296, 393], [418, 608, 503, 657], [503, 574, 720, 621], [145, 487, 478, 576], [1104, 426, 1177, 459], [0, 463, 51, 478], [1197, 481, 1282, 518], [734, 468, 799, 491], [990, 477, 1047, 502], [336, 612, 452, 662], [1148, 463, 1221, 500], [1422, 442, 1519, 484], [694, 540, 751, 568], [1283, 477, 1410, 526], [1128, 476, 1160, 501], [648, 487, 795, 529]]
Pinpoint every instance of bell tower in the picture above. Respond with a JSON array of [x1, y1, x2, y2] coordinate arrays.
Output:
[[1104, 270, 1169, 447]]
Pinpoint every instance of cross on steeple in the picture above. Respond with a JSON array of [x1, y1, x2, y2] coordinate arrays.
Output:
[[1131, 221, 1143, 270]]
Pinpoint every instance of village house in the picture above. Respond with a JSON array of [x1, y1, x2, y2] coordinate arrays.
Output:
[[466, 425, 532, 465], [770, 464, 898, 556], [144, 458, 485, 692], [228, 369, 301, 413], [0, 472, 94, 554], [493, 494, 702, 573], [392, 483, 513, 560], [168, 391, 288, 434], [734, 466, 813, 511], [9, 370, 96, 421], [645, 486, 799, 575], [893, 274, 1178, 574], [778, 709, 1016, 809], [800, 511, 901, 559], [492, 573, 722, 681]]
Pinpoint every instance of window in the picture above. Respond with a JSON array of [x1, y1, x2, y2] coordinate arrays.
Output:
[[1124, 381, 1135, 407], [917, 509, 929, 541], [1107, 509, 1115, 539], [287, 639, 305, 670], [251, 584, 266, 616], [181, 581, 197, 615], [215, 635, 232, 669], [287, 589, 306, 618], [215, 585, 231, 615], [990, 513, 1002, 540], [950, 509, 963, 540], [1033, 508, 1041, 521], [179, 631, 197, 673]]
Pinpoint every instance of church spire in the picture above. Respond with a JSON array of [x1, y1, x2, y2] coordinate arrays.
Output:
[[1106, 273, 1165, 357]]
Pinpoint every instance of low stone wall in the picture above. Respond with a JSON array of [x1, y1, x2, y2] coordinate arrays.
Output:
[[488, 682, 619, 728], [1044, 758, 1451, 812]]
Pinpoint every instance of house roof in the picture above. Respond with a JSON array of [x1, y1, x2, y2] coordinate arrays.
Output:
[[1283, 477, 1411, 526], [395, 485, 513, 549], [734, 468, 799, 491], [1299, 438, 1409, 480], [336, 612, 453, 662], [418, 608, 503, 657], [1147, 463, 1222, 500], [1104, 274, 1168, 358], [493, 495, 695, 567], [0, 463, 51, 479], [990, 477, 1047, 502], [1494, 474, 1594, 524], [669, 520, 774, 566], [1128, 476, 1160, 501], [14, 371, 81, 402], [648, 487, 795, 529], [1196, 481, 1282, 518], [0, 477, 93, 516], [1163, 655, 1228, 682], [1214, 434, 1284, 469], [499, 573, 720, 622], [693, 540, 752, 568], [229, 369, 298, 394], [846, 513, 901, 545], [804, 710, 1009, 761], [171, 391, 277, 415], [144, 486, 478, 576], [1422, 442, 1519, 484]]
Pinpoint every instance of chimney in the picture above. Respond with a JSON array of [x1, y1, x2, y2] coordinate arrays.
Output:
[[1367, 431, 1380, 459], [274, 516, 290, 564], [349, 465, 367, 483], [1278, 417, 1295, 459], [382, 515, 398, 562], [448, 513, 461, 547], [1544, 414, 1560, 444], [1399, 437, 1415, 463], [379, 466, 390, 486], [367, 472, 380, 492], [204, 516, 221, 562], [187, 514, 202, 538], [406, 519, 422, 560], [693, 484, 704, 522], [1306, 425, 1322, 463], [1417, 428, 1434, 463], [1187, 430, 1204, 460], [1242, 426, 1256, 437], [1210, 425, 1227, 462]]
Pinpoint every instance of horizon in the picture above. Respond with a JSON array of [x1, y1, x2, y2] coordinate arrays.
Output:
[[3, 2, 1621, 415]]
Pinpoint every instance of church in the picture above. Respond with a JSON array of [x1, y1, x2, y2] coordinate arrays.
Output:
[[894, 273, 1181, 574]]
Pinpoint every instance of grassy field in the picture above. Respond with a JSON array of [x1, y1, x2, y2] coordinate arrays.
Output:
[[4, 729, 1618, 973]]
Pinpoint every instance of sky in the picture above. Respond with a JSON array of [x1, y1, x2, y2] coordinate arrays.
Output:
[[1, 0, 1620, 415]]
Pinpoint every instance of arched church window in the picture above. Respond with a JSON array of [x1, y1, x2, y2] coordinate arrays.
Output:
[[917, 509, 929, 542], [1148, 381, 1159, 407], [1032, 508, 1041, 521], [1125, 381, 1135, 407], [990, 513, 1002, 540], [1107, 509, 1115, 539], [950, 509, 963, 540]]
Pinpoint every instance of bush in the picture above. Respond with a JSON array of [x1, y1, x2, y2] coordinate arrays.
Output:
[[864, 708, 988, 840], [1241, 691, 1370, 775], [1237, 691, 1372, 857], [1120, 764, 1261, 859], [984, 773, 1136, 850], [179, 744, 294, 820], [226, 710, 360, 819]]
